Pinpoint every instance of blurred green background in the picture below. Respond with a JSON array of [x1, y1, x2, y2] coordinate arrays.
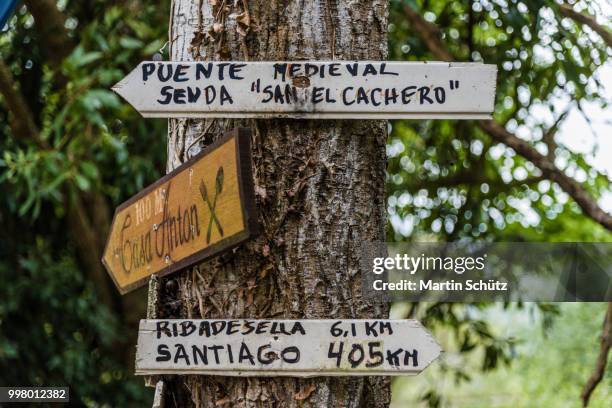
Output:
[[0, 0, 610, 406]]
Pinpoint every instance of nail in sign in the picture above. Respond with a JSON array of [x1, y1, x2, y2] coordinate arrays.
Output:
[[135, 319, 441, 376], [102, 128, 257, 294], [112, 61, 497, 119]]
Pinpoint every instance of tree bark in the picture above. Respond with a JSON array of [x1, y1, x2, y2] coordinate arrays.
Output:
[[161, 0, 390, 406], [0, 60, 43, 148], [23, 0, 75, 68]]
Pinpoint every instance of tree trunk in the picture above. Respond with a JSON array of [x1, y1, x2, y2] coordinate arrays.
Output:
[[161, 1, 390, 406]]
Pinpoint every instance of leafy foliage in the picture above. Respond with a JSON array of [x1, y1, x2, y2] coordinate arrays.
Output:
[[1, 4, 167, 218], [0, 242, 145, 405], [392, 303, 611, 407], [387, 1, 611, 406], [387, 0, 611, 241], [0, 1, 168, 405]]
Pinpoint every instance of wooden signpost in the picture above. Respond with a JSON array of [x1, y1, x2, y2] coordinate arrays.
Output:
[[112, 61, 497, 119], [102, 128, 257, 294], [135, 319, 441, 377], [107, 59, 486, 387]]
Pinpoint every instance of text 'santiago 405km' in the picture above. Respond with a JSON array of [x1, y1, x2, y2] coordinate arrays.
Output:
[[136, 319, 442, 377]]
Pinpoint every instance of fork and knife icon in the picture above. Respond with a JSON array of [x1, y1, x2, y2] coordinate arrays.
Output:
[[199, 166, 225, 244]]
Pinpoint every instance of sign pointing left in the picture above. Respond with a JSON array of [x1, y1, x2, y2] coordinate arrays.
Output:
[[112, 61, 497, 119], [102, 128, 257, 294]]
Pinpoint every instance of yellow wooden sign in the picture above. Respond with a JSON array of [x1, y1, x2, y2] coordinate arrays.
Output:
[[102, 128, 257, 294]]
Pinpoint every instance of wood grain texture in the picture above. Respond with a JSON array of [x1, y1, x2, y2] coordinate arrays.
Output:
[[102, 129, 256, 294], [136, 319, 441, 377], [113, 61, 497, 119], [164, 0, 391, 406]]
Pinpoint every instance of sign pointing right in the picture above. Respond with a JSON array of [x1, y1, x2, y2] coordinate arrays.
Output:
[[135, 319, 442, 377]]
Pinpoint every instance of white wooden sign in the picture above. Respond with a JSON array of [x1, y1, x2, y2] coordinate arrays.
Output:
[[135, 319, 441, 377], [113, 61, 497, 119]]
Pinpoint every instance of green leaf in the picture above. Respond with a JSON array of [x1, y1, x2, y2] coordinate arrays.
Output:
[[119, 37, 144, 50], [80, 51, 103, 66], [80, 162, 99, 180], [74, 174, 91, 191]]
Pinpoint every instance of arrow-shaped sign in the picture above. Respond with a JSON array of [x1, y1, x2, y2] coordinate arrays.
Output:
[[102, 128, 257, 294], [135, 319, 442, 376], [113, 61, 497, 119]]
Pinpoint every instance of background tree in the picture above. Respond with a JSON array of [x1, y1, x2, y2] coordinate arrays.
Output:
[[387, 0, 611, 405], [0, 1, 168, 405]]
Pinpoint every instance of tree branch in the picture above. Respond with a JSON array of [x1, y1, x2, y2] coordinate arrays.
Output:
[[390, 170, 543, 195], [560, 4, 612, 49], [403, 5, 453, 61], [0, 60, 47, 149], [478, 121, 612, 231], [403, 5, 612, 232], [23, 0, 75, 68], [66, 192, 117, 311], [543, 109, 570, 162], [581, 302, 612, 406]]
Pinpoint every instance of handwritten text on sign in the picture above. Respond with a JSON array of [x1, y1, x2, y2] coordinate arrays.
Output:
[[102, 129, 256, 294], [135, 319, 441, 376], [113, 61, 497, 119]]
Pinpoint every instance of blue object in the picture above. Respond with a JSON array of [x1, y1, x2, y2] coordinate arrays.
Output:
[[0, 0, 20, 30]]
